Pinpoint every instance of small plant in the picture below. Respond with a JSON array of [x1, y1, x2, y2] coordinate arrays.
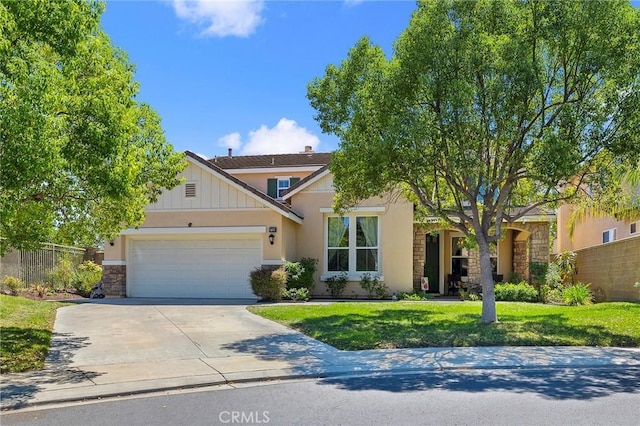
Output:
[[74, 261, 102, 297], [1, 276, 24, 295], [562, 282, 594, 306], [325, 272, 348, 298], [494, 282, 539, 302], [31, 282, 52, 298], [458, 288, 468, 301], [283, 287, 310, 302], [359, 273, 387, 299], [555, 250, 577, 286], [250, 267, 287, 302], [51, 253, 77, 290], [399, 291, 434, 301]]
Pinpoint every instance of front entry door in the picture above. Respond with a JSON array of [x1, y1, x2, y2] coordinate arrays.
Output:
[[423, 234, 440, 293]]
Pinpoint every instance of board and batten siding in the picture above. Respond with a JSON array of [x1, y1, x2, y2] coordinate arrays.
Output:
[[301, 173, 334, 193], [147, 163, 267, 211]]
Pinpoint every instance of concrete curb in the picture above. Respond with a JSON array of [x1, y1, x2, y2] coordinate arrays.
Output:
[[3, 358, 639, 411]]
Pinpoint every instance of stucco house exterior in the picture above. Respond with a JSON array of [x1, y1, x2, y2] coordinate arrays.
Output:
[[102, 148, 554, 299], [555, 204, 640, 301]]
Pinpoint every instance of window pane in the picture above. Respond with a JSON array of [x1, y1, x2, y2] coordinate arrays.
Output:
[[328, 217, 349, 247], [490, 257, 498, 274], [356, 249, 378, 272], [452, 237, 468, 257], [356, 217, 377, 247], [452, 258, 468, 276], [328, 248, 349, 271]]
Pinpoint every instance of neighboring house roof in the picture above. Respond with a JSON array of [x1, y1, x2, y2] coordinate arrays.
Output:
[[185, 151, 304, 223], [282, 165, 331, 200], [209, 152, 332, 170]]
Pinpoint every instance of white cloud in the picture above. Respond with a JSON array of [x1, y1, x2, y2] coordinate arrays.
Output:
[[218, 118, 320, 155], [217, 132, 242, 150], [172, 0, 265, 37]]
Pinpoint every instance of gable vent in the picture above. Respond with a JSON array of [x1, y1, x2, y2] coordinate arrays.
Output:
[[185, 182, 196, 198]]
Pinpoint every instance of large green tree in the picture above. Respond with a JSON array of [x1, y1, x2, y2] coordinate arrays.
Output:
[[308, 0, 640, 322], [0, 0, 186, 254]]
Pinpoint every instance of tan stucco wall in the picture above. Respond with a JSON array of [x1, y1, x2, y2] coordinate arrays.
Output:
[[556, 204, 638, 252], [575, 235, 640, 302], [290, 189, 414, 296], [106, 210, 293, 263]]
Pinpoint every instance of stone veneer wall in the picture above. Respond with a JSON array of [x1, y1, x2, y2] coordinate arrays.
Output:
[[412, 226, 427, 292], [413, 221, 551, 287], [102, 265, 126, 296], [575, 236, 640, 302], [512, 240, 529, 280]]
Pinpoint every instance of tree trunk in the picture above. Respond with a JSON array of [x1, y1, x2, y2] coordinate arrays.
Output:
[[477, 235, 498, 323]]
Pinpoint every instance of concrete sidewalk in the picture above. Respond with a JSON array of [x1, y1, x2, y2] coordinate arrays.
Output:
[[2, 300, 640, 410]]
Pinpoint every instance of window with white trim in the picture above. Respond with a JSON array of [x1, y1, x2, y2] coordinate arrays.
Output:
[[326, 215, 379, 275], [451, 235, 469, 277], [602, 228, 616, 243], [277, 178, 290, 198]]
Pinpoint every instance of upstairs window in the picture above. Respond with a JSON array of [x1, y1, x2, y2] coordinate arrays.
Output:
[[631, 223, 637, 234], [267, 177, 300, 199], [602, 228, 616, 243]]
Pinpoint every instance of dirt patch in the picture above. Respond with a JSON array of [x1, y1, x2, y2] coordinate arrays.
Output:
[[13, 290, 87, 301]]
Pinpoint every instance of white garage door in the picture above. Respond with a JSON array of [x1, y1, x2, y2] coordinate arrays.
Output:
[[128, 237, 262, 298]]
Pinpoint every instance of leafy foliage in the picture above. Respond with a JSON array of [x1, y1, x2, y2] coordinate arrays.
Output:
[[399, 291, 434, 301], [50, 253, 77, 290], [494, 282, 539, 302], [1, 276, 24, 296], [250, 267, 287, 302], [285, 257, 318, 291], [282, 287, 311, 302], [0, 0, 186, 253], [308, 0, 640, 323], [562, 283, 594, 306], [325, 272, 349, 298], [359, 273, 387, 299], [74, 260, 102, 297]]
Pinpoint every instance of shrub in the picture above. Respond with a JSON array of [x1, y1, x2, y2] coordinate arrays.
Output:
[[359, 273, 387, 299], [530, 262, 548, 290], [285, 257, 317, 291], [555, 250, 577, 286], [250, 267, 287, 302], [562, 282, 594, 306], [51, 254, 77, 290], [399, 291, 434, 301], [1, 276, 24, 295], [325, 272, 348, 298], [494, 282, 539, 302], [283, 287, 310, 302], [74, 261, 102, 297], [31, 282, 52, 298]]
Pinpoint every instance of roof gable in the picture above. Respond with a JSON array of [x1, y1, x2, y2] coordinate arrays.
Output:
[[185, 151, 303, 223]]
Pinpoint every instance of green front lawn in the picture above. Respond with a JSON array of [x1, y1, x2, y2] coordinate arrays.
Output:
[[0, 295, 69, 373], [249, 302, 640, 350]]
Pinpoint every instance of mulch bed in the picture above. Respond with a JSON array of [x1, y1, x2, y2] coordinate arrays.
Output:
[[14, 290, 87, 301]]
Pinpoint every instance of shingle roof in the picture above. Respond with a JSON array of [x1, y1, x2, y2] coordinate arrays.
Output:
[[185, 151, 304, 221], [209, 152, 332, 169]]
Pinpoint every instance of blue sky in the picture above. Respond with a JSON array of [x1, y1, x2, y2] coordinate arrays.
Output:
[[101, 1, 417, 158]]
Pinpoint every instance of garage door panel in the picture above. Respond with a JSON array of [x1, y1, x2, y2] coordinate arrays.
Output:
[[129, 237, 261, 298]]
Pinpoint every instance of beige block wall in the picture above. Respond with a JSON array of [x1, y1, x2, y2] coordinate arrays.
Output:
[[575, 235, 640, 302], [290, 191, 414, 296]]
